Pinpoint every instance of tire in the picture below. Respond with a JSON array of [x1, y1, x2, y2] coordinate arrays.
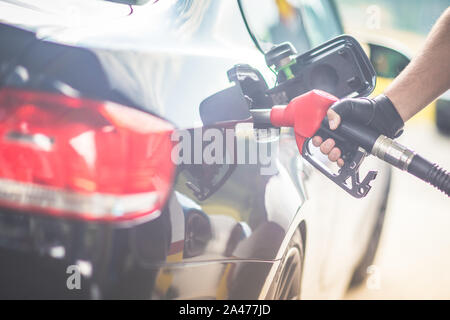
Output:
[[272, 229, 304, 300], [349, 168, 391, 288]]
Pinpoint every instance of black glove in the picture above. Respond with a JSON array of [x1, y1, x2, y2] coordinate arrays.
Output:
[[331, 94, 404, 139]]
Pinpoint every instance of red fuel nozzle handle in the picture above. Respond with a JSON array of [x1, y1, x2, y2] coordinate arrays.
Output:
[[269, 90, 339, 153], [269, 90, 380, 155]]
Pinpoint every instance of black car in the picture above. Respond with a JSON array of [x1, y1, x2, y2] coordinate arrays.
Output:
[[0, 0, 391, 299]]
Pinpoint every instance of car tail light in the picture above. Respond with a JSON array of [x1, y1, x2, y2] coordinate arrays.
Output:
[[0, 88, 176, 222]]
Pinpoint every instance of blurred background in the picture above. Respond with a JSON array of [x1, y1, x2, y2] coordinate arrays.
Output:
[[334, 0, 450, 299], [338, 0, 448, 39]]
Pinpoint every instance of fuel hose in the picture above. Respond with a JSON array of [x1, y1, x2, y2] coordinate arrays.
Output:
[[371, 134, 450, 196], [328, 120, 450, 196]]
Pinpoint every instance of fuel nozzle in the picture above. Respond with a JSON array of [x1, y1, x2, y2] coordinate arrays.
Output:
[[250, 89, 378, 198], [249, 89, 450, 197]]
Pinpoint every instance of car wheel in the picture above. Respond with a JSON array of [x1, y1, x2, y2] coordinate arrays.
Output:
[[272, 229, 304, 300], [349, 168, 391, 288]]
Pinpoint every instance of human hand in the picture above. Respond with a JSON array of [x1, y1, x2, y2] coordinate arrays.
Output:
[[311, 95, 404, 167]]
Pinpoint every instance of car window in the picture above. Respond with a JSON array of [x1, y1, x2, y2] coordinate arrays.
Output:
[[239, 0, 311, 53], [240, 0, 342, 53], [295, 0, 342, 47]]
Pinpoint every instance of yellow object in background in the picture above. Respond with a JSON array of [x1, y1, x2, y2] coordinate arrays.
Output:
[[372, 76, 436, 124]]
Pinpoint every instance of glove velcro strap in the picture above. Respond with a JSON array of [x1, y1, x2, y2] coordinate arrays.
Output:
[[373, 94, 404, 138]]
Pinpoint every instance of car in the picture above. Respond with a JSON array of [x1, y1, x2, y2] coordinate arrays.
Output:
[[0, 0, 391, 299]]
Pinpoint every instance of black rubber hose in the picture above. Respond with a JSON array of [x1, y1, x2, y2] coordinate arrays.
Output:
[[408, 154, 450, 196], [319, 119, 450, 196]]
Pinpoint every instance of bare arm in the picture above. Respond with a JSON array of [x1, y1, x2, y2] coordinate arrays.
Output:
[[385, 7, 450, 121], [313, 8, 450, 166]]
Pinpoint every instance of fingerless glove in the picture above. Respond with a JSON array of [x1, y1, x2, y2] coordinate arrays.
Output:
[[332, 94, 404, 139]]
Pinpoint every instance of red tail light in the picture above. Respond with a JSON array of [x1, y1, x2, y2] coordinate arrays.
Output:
[[0, 88, 176, 222]]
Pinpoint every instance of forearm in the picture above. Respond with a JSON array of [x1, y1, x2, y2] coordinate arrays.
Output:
[[384, 7, 450, 122]]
